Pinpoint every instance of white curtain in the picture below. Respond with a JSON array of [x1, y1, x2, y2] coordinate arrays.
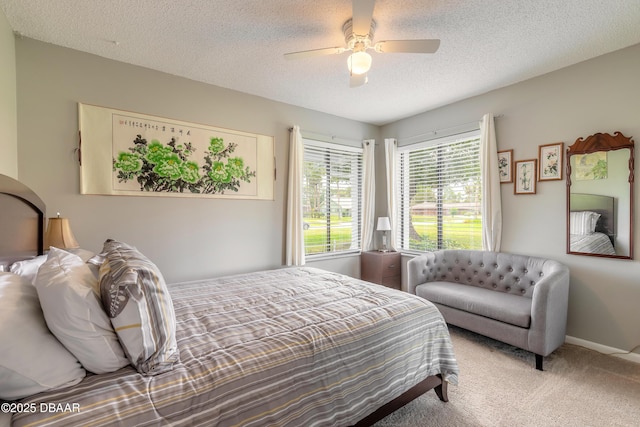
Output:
[[384, 138, 398, 251], [360, 139, 376, 251], [285, 126, 305, 266], [480, 113, 502, 251]]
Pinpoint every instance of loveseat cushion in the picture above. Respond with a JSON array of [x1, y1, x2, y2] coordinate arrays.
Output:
[[415, 281, 532, 328]]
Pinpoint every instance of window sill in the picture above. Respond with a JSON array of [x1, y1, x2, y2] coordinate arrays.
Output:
[[305, 250, 361, 262]]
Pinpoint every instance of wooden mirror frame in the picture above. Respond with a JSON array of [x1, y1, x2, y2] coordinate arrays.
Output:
[[566, 131, 634, 259]]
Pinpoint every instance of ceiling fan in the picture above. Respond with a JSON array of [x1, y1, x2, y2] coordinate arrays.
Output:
[[284, 0, 440, 87]]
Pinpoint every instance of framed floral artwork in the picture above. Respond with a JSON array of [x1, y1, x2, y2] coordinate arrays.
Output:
[[514, 159, 537, 194], [78, 103, 275, 200], [497, 149, 513, 183], [538, 142, 564, 181]]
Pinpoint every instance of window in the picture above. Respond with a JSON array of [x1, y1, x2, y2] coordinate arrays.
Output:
[[396, 130, 482, 252], [303, 139, 362, 256]]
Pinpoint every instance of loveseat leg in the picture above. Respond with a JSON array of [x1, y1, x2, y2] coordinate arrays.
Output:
[[535, 354, 543, 371]]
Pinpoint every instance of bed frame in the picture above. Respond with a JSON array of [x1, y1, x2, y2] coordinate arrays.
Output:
[[0, 173, 448, 426], [0, 175, 45, 271]]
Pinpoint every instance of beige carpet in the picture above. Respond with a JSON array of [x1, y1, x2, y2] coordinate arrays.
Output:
[[374, 326, 640, 427]]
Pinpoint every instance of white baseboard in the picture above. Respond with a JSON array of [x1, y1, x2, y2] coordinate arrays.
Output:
[[565, 335, 640, 364]]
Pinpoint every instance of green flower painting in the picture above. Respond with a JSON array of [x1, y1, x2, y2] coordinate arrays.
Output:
[[113, 135, 256, 194]]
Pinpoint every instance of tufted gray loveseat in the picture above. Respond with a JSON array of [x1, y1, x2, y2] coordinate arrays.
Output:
[[407, 250, 569, 370]]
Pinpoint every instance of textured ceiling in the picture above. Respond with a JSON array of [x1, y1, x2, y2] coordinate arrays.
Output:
[[2, 0, 640, 125]]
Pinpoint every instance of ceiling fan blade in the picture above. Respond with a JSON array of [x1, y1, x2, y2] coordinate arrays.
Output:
[[374, 39, 441, 54], [349, 73, 368, 88], [284, 47, 346, 60], [352, 0, 375, 35]]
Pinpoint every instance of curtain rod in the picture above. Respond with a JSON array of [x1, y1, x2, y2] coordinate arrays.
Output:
[[288, 127, 363, 146], [290, 114, 503, 146], [397, 114, 504, 144]]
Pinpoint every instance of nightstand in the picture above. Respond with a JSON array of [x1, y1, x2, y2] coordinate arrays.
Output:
[[360, 251, 401, 290]]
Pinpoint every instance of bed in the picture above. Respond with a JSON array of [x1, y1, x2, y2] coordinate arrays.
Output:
[[569, 193, 616, 255], [0, 173, 459, 427]]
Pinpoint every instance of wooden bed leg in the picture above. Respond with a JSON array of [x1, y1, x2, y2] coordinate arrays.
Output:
[[535, 354, 543, 371], [433, 374, 448, 402]]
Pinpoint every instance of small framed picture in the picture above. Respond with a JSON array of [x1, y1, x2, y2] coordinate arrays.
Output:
[[497, 149, 513, 183], [538, 142, 564, 181], [574, 152, 608, 180], [514, 159, 537, 194]]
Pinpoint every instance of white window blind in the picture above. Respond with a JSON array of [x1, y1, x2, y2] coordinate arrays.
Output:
[[303, 139, 362, 256], [396, 130, 482, 252]]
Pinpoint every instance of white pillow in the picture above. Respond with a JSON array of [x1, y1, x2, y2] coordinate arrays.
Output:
[[8, 248, 95, 284], [570, 211, 601, 235], [34, 248, 130, 374], [9, 255, 47, 283], [0, 272, 85, 400]]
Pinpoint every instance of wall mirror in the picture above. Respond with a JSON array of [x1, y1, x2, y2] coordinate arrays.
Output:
[[566, 131, 634, 259]]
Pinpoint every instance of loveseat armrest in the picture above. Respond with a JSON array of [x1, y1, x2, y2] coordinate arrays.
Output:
[[407, 253, 437, 295], [528, 262, 570, 356]]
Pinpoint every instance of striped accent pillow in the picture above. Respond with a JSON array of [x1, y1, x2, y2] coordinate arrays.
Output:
[[570, 211, 601, 235], [99, 240, 179, 375]]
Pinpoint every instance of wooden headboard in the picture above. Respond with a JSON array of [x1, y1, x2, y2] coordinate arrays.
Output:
[[0, 174, 46, 269]]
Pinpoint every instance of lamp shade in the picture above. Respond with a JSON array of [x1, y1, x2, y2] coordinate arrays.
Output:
[[347, 51, 372, 75], [376, 217, 391, 231], [45, 217, 79, 249]]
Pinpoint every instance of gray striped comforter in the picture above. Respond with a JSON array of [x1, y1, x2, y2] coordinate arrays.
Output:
[[13, 267, 459, 427], [570, 232, 615, 254]]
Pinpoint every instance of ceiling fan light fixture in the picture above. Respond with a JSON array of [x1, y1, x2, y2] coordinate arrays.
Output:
[[347, 51, 372, 75]]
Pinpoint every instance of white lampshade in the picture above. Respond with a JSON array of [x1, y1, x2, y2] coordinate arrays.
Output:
[[376, 217, 391, 231], [347, 51, 372, 75], [45, 217, 79, 249]]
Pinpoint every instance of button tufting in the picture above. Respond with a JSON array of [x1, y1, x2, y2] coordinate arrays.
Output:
[[492, 283, 497, 288], [539, 272, 544, 277], [521, 289, 526, 294], [468, 261, 472, 265], [515, 277, 520, 282], [506, 286, 511, 291], [524, 269, 528, 273], [499, 275, 504, 280], [509, 267, 513, 272], [530, 281, 535, 285], [480, 263, 484, 267]]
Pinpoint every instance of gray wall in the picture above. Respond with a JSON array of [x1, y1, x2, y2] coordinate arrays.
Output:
[[6, 24, 640, 357], [14, 38, 377, 282], [0, 11, 17, 178], [381, 43, 640, 356]]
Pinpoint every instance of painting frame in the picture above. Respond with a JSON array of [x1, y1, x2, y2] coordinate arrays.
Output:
[[538, 142, 564, 181], [498, 149, 513, 183], [78, 103, 275, 200], [514, 159, 537, 195]]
